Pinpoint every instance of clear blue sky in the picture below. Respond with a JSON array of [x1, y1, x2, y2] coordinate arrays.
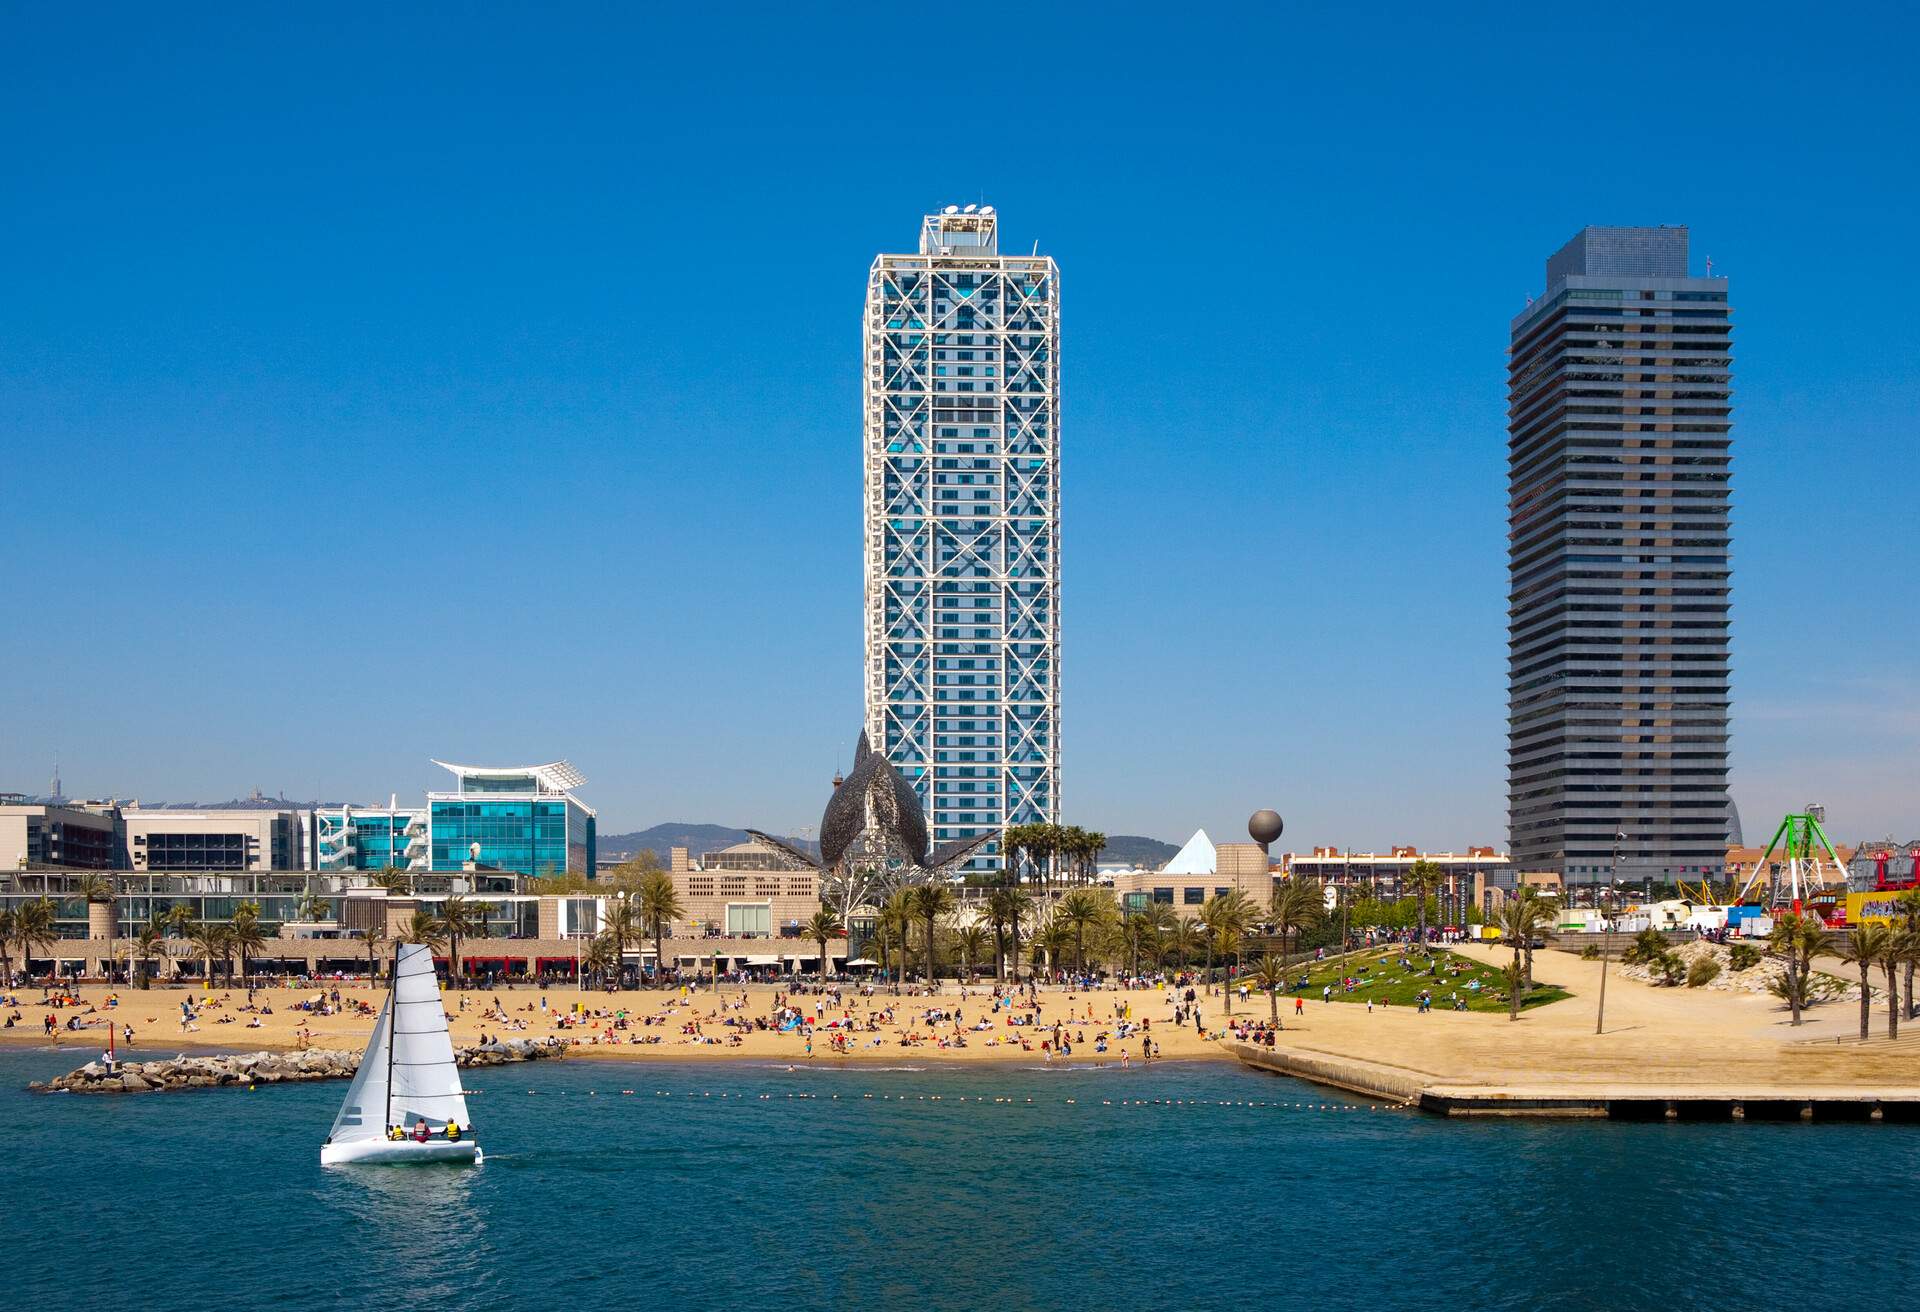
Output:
[[3, 3, 1916, 849]]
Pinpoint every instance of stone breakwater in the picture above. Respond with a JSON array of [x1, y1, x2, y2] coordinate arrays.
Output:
[[30, 1037, 567, 1094]]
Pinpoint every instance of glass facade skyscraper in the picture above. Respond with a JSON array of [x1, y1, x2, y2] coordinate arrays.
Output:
[[1507, 226, 1733, 886], [426, 760, 596, 877], [864, 208, 1061, 871]]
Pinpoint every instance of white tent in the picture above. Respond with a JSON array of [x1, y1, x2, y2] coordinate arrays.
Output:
[[1161, 829, 1217, 875]]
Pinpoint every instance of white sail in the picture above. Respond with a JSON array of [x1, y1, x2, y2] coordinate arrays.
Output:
[[387, 941, 472, 1131], [326, 991, 393, 1146]]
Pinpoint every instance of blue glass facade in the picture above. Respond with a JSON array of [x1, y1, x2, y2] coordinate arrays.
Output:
[[313, 808, 425, 871], [429, 799, 594, 876]]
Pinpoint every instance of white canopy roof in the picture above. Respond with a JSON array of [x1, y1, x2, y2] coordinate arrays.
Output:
[[1162, 829, 1217, 875]]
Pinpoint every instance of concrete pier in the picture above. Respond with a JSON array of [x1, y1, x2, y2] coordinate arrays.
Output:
[[1230, 1044, 1920, 1122]]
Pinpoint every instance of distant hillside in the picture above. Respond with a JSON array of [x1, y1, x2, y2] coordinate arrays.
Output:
[[1098, 834, 1179, 868], [598, 823, 819, 863]]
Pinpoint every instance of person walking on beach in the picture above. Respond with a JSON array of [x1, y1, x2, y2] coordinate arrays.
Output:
[[1322, 984, 1331, 1005], [1295, 996, 1304, 1017]]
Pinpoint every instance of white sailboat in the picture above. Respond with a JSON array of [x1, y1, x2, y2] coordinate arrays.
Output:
[[321, 942, 481, 1166]]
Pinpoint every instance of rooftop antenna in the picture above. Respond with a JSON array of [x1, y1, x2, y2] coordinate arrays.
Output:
[[1705, 255, 1714, 276]]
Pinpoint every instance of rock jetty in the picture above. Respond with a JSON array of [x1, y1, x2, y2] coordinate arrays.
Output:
[[30, 1037, 566, 1094]]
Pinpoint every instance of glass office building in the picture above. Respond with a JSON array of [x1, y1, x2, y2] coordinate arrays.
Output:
[[863, 207, 1061, 872], [1507, 226, 1733, 886], [311, 805, 428, 872], [427, 760, 596, 877]]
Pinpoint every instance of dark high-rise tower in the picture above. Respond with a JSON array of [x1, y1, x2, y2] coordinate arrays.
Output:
[[1507, 226, 1733, 887]]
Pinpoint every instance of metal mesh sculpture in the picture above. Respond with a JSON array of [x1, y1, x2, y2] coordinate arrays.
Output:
[[748, 730, 994, 925]]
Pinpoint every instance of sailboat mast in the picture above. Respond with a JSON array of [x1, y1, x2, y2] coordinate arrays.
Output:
[[384, 942, 399, 1133]]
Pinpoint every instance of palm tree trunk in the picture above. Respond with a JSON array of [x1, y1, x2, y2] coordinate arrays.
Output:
[[1887, 960, 1901, 1040], [1011, 914, 1022, 985], [1906, 960, 1916, 1021], [449, 930, 460, 989], [1859, 962, 1872, 1038]]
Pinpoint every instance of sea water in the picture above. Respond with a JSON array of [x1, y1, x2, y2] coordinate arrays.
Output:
[[2, 1046, 1914, 1310]]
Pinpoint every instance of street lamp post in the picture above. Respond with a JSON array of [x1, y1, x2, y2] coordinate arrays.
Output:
[[1596, 831, 1624, 1036]]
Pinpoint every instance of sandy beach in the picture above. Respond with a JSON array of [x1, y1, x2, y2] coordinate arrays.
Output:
[[9, 942, 1915, 1089]]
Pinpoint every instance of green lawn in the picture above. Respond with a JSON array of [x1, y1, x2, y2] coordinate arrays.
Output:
[[1275, 947, 1571, 1014]]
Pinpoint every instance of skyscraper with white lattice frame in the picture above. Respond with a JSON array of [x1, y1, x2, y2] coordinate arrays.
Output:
[[863, 207, 1060, 873]]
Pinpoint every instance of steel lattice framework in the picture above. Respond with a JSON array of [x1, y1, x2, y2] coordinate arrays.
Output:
[[863, 208, 1060, 873]]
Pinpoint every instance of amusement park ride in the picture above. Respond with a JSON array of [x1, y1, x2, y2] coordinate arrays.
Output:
[[1733, 805, 1850, 912]]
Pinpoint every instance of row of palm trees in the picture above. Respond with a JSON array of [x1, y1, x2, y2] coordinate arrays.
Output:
[[844, 880, 1336, 1004], [1000, 823, 1109, 892]]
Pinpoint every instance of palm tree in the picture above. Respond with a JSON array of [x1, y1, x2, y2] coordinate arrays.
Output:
[[396, 909, 448, 955], [1768, 911, 1831, 1027], [984, 890, 1013, 982], [1497, 896, 1544, 1021], [228, 910, 268, 984], [580, 933, 618, 988], [164, 903, 194, 938], [438, 895, 486, 989], [1269, 878, 1325, 968], [598, 896, 639, 991], [1001, 823, 1032, 890], [988, 885, 1034, 985], [77, 872, 117, 950], [1055, 888, 1112, 975], [636, 870, 684, 985], [1839, 924, 1891, 1040], [1881, 926, 1908, 1040], [805, 906, 843, 977], [187, 921, 230, 985], [361, 920, 389, 987], [880, 890, 916, 991], [910, 883, 958, 983], [1031, 915, 1073, 977], [1404, 859, 1443, 948], [1501, 887, 1551, 987], [1201, 891, 1255, 1004], [0, 907, 16, 987], [954, 924, 989, 980], [1501, 958, 1528, 1021], [1167, 916, 1201, 972], [16, 898, 58, 984], [1247, 952, 1292, 1028], [1897, 890, 1920, 1019], [370, 866, 411, 896], [134, 916, 166, 989]]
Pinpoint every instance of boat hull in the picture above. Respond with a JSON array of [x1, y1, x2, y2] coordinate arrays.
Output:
[[320, 1138, 482, 1167]]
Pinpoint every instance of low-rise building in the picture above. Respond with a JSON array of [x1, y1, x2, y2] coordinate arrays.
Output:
[[0, 798, 122, 870], [121, 807, 304, 872], [1111, 830, 1276, 912]]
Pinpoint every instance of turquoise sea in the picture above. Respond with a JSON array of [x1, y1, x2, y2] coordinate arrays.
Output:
[[2, 1045, 1914, 1310]]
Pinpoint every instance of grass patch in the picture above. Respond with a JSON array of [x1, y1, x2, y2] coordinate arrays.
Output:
[[1280, 947, 1571, 1014]]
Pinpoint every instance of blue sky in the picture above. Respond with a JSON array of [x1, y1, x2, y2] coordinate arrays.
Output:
[[3, 3, 1915, 849]]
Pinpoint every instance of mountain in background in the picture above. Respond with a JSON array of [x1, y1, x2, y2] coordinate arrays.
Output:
[[598, 823, 819, 863], [1098, 834, 1179, 868]]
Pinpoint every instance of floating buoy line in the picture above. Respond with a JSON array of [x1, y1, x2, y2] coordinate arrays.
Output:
[[486, 1085, 1406, 1113]]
